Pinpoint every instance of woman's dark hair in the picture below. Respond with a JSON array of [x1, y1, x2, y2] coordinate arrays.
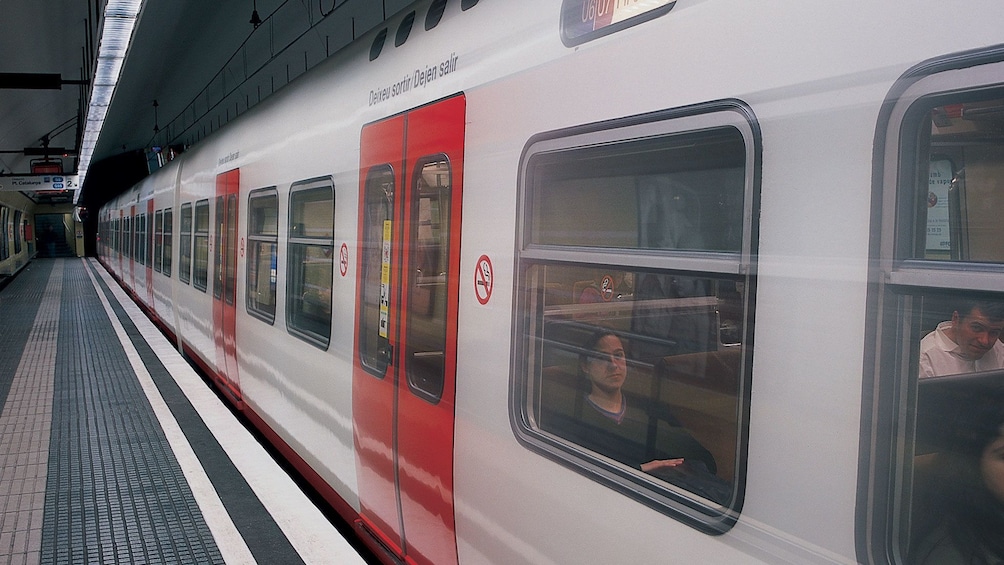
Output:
[[577, 329, 623, 377], [928, 397, 1004, 562]]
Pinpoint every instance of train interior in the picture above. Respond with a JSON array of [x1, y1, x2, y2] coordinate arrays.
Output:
[[522, 127, 749, 498], [905, 95, 1004, 556]]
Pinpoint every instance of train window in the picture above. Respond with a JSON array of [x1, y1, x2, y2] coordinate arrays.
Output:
[[359, 166, 395, 377], [899, 96, 1004, 264], [865, 60, 1004, 564], [559, 0, 675, 47], [154, 210, 164, 273], [513, 104, 758, 532], [13, 211, 21, 255], [460, 0, 478, 10], [287, 178, 334, 348], [193, 200, 210, 292], [425, 0, 447, 31], [528, 129, 745, 253], [136, 213, 146, 266], [124, 216, 132, 259], [247, 188, 278, 324], [406, 157, 453, 401], [134, 213, 142, 265], [225, 194, 237, 304], [163, 208, 173, 278], [147, 211, 155, 269], [179, 203, 193, 285], [0, 206, 8, 261], [213, 197, 225, 300]]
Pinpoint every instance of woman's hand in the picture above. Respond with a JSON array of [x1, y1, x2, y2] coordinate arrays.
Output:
[[640, 458, 684, 473]]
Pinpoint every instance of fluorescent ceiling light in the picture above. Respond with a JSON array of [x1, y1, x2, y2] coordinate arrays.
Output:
[[75, 0, 145, 203]]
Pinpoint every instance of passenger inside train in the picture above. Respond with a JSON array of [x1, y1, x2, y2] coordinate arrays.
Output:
[[519, 121, 750, 509], [918, 299, 1004, 378], [539, 328, 732, 503], [910, 383, 1004, 564], [898, 93, 1004, 562]]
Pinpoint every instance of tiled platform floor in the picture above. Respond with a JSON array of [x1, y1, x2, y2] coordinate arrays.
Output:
[[0, 259, 370, 565]]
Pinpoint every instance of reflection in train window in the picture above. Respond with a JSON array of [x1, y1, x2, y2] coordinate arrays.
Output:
[[193, 199, 210, 292], [179, 203, 193, 285], [359, 166, 395, 377], [911, 97, 1004, 262], [287, 179, 334, 348], [868, 69, 1004, 564], [0, 206, 8, 261], [247, 188, 278, 324], [529, 128, 746, 252], [154, 210, 164, 273], [123, 216, 132, 260], [163, 208, 173, 278], [135, 213, 145, 266], [406, 157, 452, 402], [13, 211, 22, 255], [513, 106, 757, 531]]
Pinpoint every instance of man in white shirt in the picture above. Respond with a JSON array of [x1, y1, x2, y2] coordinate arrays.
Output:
[[919, 301, 1004, 378]]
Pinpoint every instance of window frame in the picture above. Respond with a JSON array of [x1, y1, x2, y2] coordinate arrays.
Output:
[[13, 211, 23, 255], [860, 52, 1004, 564], [358, 164, 395, 377], [511, 101, 760, 534], [163, 208, 173, 278], [193, 199, 210, 292], [179, 203, 193, 285], [246, 187, 279, 324], [0, 206, 8, 261], [285, 177, 335, 349], [154, 209, 164, 273]]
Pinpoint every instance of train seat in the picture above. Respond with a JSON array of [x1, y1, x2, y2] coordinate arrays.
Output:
[[655, 348, 741, 482]]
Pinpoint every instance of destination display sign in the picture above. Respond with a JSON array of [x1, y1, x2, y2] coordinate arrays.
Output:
[[561, 0, 675, 46], [0, 175, 79, 192]]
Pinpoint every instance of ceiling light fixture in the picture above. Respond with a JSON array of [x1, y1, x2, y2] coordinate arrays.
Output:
[[250, 0, 263, 29], [75, 0, 145, 203]]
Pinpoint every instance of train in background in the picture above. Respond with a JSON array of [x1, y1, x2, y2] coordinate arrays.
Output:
[[0, 191, 35, 278], [96, 0, 1004, 563]]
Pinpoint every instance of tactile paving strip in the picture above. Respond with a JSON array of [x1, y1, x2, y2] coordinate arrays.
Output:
[[38, 259, 224, 565]]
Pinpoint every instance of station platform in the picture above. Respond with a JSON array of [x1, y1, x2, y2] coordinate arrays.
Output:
[[0, 258, 373, 565]]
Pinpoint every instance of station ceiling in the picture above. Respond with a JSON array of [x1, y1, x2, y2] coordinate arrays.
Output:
[[0, 0, 413, 208]]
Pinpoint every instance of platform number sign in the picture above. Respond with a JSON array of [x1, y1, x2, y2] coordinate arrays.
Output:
[[475, 254, 493, 305]]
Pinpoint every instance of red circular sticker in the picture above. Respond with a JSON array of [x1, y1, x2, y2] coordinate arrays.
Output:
[[474, 255, 493, 305], [600, 274, 615, 301]]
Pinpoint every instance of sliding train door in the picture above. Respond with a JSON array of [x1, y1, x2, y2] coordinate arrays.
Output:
[[353, 94, 465, 565], [213, 169, 242, 403]]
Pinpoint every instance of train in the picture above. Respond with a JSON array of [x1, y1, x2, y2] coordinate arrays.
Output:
[[0, 191, 34, 279], [95, 1, 1004, 563]]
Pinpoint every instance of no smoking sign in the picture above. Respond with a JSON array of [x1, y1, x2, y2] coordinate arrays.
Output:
[[474, 255, 493, 305]]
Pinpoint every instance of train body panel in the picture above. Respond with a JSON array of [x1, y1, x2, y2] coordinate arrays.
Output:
[[95, 1, 1004, 564], [0, 191, 36, 276]]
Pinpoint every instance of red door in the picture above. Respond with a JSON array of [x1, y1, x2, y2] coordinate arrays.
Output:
[[353, 94, 465, 565], [213, 169, 242, 403]]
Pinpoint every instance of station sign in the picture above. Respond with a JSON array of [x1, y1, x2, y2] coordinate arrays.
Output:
[[0, 175, 79, 192], [561, 0, 675, 46]]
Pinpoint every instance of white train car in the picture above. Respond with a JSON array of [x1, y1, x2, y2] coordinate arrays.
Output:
[[97, 1, 1004, 564], [0, 191, 35, 277]]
